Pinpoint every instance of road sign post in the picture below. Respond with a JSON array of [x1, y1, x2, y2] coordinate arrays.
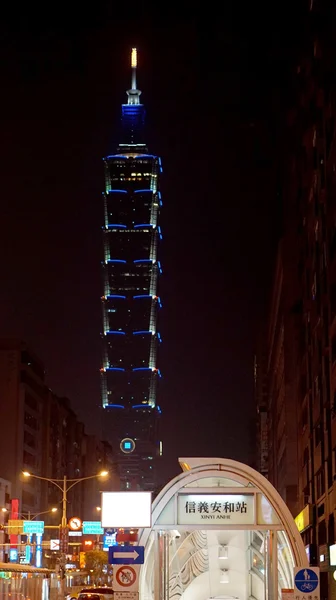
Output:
[[294, 567, 320, 600]]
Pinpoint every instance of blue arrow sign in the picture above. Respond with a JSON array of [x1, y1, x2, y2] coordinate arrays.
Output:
[[294, 568, 319, 592], [108, 545, 144, 565]]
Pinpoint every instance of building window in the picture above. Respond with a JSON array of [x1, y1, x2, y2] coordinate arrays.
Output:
[[22, 490, 35, 507], [23, 451, 35, 469], [302, 405, 308, 430], [24, 412, 38, 431], [316, 469, 325, 499], [318, 519, 326, 545], [315, 422, 322, 447], [23, 430, 36, 449]]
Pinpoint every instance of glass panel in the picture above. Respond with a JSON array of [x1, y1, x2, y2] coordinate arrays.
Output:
[[155, 495, 175, 524], [185, 476, 246, 488], [257, 493, 281, 525], [277, 530, 295, 596]]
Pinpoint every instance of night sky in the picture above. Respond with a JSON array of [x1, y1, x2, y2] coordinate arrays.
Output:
[[0, 4, 304, 481]]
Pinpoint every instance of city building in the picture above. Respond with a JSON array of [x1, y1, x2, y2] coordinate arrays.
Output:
[[100, 48, 163, 491], [0, 478, 11, 561], [0, 338, 120, 564], [0, 339, 47, 515], [258, 1, 336, 596], [254, 333, 268, 479]]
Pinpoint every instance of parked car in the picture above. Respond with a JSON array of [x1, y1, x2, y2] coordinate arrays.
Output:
[[77, 586, 114, 600]]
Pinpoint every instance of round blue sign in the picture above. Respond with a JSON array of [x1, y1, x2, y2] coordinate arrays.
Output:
[[295, 569, 318, 592]]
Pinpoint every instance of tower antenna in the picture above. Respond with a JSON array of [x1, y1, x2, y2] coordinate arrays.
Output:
[[131, 48, 137, 90]]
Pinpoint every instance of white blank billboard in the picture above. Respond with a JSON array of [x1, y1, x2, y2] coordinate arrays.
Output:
[[101, 491, 152, 528]]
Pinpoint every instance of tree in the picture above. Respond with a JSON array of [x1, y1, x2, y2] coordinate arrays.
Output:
[[84, 550, 111, 584]]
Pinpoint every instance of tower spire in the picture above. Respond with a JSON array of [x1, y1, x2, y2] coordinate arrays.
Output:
[[127, 47, 141, 105], [131, 47, 137, 90]]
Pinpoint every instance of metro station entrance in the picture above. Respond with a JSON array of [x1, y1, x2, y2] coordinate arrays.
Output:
[[138, 458, 308, 600]]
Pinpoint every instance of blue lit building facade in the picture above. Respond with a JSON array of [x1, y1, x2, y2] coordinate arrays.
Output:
[[100, 49, 163, 491]]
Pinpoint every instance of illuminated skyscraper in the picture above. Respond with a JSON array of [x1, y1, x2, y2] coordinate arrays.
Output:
[[100, 49, 163, 491]]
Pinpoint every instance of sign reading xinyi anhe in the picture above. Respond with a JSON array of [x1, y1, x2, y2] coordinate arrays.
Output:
[[177, 494, 254, 525]]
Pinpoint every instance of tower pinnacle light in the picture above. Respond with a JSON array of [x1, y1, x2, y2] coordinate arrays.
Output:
[[131, 47, 137, 91]]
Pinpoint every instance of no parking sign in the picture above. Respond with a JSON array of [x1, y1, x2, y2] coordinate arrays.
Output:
[[113, 565, 140, 592]]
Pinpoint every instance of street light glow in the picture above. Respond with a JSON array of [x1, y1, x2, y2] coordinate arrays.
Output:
[[22, 471, 31, 477], [99, 470, 109, 477], [51, 507, 58, 513], [96, 506, 101, 511], [1, 508, 7, 513]]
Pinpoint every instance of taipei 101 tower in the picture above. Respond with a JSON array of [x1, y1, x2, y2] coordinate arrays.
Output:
[[100, 49, 163, 491]]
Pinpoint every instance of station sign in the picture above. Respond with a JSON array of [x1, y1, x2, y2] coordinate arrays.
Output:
[[23, 520, 44, 535], [83, 521, 104, 535], [177, 494, 254, 525]]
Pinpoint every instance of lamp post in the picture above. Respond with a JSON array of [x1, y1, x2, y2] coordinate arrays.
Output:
[[23, 470, 109, 599], [18, 507, 58, 521]]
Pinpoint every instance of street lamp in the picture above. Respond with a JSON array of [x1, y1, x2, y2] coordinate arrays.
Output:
[[22, 470, 109, 598], [18, 507, 58, 521]]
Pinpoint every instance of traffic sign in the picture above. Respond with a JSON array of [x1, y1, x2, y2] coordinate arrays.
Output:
[[23, 520, 44, 535], [68, 517, 82, 531], [109, 545, 144, 565], [83, 521, 104, 535], [50, 539, 60, 551], [294, 567, 320, 600], [113, 565, 140, 592], [8, 519, 23, 534]]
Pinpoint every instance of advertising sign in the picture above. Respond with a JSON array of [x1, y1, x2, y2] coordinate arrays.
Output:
[[59, 526, 69, 554], [101, 492, 151, 528], [103, 533, 117, 551], [177, 494, 254, 525]]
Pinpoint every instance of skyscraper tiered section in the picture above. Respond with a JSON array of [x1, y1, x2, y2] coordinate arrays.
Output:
[[100, 49, 163, 491]]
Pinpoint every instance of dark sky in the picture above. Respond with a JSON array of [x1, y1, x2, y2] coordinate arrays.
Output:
[[0, 3, 304, 481]]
